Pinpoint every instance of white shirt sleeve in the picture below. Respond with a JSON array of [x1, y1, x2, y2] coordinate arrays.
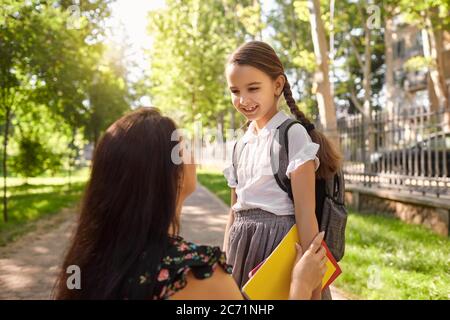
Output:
[[286, 123, 320, 179], [223, 164, 238, 188]]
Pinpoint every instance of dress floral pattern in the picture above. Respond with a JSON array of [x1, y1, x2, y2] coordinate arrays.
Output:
[[128, 236, 233, 300]]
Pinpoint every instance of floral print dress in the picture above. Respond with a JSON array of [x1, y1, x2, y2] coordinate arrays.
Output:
[[126, 236, 233, 300]]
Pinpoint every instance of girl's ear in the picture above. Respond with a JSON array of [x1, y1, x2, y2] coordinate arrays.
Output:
[[274, 74, 286, 97]]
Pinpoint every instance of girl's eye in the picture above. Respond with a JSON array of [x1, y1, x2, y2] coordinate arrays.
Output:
[[249, 87, 259, 91], [231, 90, 239, 94]]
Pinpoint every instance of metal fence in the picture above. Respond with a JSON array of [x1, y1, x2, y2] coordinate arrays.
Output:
[[198, 107, 450, 199], [337, 106, 450, 198]]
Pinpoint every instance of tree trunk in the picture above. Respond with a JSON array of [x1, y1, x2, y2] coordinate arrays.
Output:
[[427, 72, 440, 112], [423, 13, 450, 131], [385, 17, 395, 114], [363, 15, 374, 169], [307, 0, 339, 147], [384, 16, 395, 147], [3, 107, 11, 223]]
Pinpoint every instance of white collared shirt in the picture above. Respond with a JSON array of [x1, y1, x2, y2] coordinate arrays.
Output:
[[223, 110, 320, 216]]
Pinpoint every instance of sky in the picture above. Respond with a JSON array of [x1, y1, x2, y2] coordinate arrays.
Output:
[[105, 1, 276, 68], [107, 0, 280, 105], [106, 0, 275, 46], [106, 0, 166, 50], [104, 0, 277, 105], [105, 0, 165, 105]]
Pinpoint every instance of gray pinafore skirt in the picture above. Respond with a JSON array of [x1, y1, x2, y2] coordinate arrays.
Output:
[[225, 207, 332, 299], [226, 208, 295, 288]]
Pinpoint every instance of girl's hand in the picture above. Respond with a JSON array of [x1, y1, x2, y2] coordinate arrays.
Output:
[[289, 231, 327, 299]]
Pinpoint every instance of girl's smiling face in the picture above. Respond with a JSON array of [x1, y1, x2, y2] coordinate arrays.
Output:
[[226, 64, 285, 126]]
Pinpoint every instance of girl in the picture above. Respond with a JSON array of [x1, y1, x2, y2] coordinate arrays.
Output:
[[223, 41, 343, 300], [53, 107, 327, 300]]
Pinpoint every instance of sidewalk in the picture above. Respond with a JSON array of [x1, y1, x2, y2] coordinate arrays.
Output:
[[0, 209, 76, 299], [180, 184, 230, 247]]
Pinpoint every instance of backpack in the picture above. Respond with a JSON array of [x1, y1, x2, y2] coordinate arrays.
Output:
[[232, 118, 347, 261]]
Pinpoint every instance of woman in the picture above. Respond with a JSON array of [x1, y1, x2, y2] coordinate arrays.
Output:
[[53, 107, 327, 299]]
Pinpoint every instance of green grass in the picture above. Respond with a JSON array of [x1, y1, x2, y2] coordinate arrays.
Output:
[[334, 211, 450, 300], [197, 167, 450, 300], [0, 173, 88, 246], [197, 167, 232, 205]]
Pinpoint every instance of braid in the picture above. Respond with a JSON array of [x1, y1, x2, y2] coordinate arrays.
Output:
[[282, 78, 315, 133], [227, 41, 342, 179]]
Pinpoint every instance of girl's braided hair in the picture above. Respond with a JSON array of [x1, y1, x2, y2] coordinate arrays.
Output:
[[228, 41, 342, 179]]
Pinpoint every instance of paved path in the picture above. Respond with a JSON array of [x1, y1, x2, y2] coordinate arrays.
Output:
[[180, 185, 230, 247], [0, 209, 76, 299], [0, 184, 349, 300]]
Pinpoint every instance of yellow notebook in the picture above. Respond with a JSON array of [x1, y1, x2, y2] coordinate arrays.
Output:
[[242, 225, 342, 300]]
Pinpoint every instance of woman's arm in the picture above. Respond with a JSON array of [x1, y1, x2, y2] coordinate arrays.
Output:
[[223, 188, 237, 253], [290, 160, 321, 300]]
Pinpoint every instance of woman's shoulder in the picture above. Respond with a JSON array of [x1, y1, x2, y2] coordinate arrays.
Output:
[[169, 261, 242, 300], [153, 236, 233, 299]]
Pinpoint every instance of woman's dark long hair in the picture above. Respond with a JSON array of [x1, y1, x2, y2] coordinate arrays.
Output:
[[228, 41, 343, 179], [53, 107, 183, 299]]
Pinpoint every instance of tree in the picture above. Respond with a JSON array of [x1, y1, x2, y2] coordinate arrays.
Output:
[[146, 0, 263, 138], [267, 0, 317, 116], [0, 0, 113, 222], [85, 46, 131, 146], [305, 0, 339, 146], [332, 1, 386, 167], [9, 136, 61, 182], [383, 0, 450, 129]]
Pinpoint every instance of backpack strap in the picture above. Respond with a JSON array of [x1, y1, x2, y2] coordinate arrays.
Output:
[[270, 118, 302, 201], [270, 119, 345, 206], [325, 174, 336, 200], [335, 169, 345, 205], [325, 169, 345, 206], [232, 138, 247, 184]]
